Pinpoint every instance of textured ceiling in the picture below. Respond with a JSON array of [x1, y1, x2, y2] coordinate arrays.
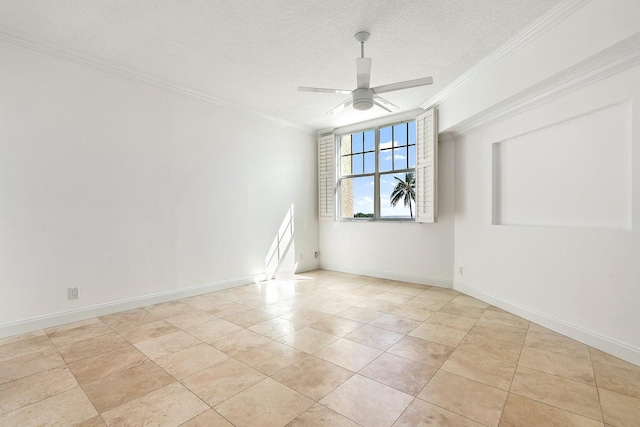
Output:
[[0, 0, 561, 130]]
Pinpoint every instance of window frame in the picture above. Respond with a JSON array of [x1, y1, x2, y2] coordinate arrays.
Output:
[[337, 119, 417, 222]]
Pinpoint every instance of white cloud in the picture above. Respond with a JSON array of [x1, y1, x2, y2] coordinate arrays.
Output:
[[394, 154, 406, 160]]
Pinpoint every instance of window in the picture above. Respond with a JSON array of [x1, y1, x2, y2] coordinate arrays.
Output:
[[339, 121, 417, 220]]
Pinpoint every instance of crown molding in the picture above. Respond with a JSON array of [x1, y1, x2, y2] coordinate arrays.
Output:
[[421, 0, 590, 111], [446, 32, 640, 138], [0, 26, 314, 135]]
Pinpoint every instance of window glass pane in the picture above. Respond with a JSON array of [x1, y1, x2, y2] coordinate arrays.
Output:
[[352, 132, 363, 153], [364, 130, 375, 152], [393, 147, 407, 170], [364, 152, 375, 174], [352, 154, 363, 175], [393, 123, 407, 146], [340, 135, 352, 155], [408, 121, 416, 145], [408, 145, 416, 169], [380, 172, 416, 219], [341, 155, 352, 175], [380, 126, 392, 151], [341, 176, 374, 219], [379, 148, 392, 172]]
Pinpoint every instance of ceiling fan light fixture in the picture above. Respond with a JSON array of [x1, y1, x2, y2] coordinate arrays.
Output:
[[352, 88, 374, 110]]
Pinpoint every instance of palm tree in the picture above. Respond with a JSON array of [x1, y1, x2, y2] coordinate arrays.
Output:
[[390, 172, 416, 218]]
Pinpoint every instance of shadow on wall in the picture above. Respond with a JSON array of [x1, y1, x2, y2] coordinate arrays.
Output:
[[264, 204, 297, 280]]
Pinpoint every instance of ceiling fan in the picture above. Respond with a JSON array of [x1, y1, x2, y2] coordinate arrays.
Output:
[[298, 31, 433, 115]]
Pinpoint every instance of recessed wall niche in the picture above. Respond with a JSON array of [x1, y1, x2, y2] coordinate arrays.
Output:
[[492, 101, 631, 230]]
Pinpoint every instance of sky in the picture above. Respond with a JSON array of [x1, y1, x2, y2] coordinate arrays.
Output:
[[342, 121, 416, 218]]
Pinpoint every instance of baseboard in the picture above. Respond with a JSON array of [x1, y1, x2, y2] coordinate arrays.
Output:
[[454, 281, 640, 367], [0, 275, 258, 339], [320, 263, 453, 288]]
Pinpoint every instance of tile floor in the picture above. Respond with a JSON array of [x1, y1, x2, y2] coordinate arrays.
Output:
[[0, 269, 639, 426]]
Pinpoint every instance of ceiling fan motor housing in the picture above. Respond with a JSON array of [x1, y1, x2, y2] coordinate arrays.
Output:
[[352, 88, 374, 110]]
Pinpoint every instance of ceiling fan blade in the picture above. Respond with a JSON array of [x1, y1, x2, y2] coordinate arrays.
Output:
[[373, 95, 400, 113], [298, 87, 352, 95], [372, 77, 433, 94], [327, 97, 353, 115], [356, 58, 372, 89]]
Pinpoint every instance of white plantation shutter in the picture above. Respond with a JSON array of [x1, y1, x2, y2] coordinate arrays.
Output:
[[318, 133, 335, 220], [415, 109, 438, 223]]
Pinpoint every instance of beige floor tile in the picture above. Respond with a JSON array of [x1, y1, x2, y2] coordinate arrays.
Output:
[[314, 338, 382, 371], [519, 346, 595, 385], [478, 310, 529, 329], [287, 403, 360, 427], [0, 330, 46, 347], [67, 345, 147, 384], [118, 319, 180, 344], [57, 332, 129, 364], [83, 360, 175, 413], [0, 348, 65, 384], [309, 316, 364, 337], [439, 302, 485, 319], [416, 289, 457, 302], [418, 370, 507, 427], [469, 321, 527, 345], [387, 336, 454, 368], [210, 329, 272, 356], [223, 308, 278, 327], [155, 342, 228, 379], [335, 306, 384, 323], [510, 366, 602, 421], [181, 358, 266, 406], [457, 333, 522, 364], [499, 393, 604, 427], [393, 398, 484, 426], [99, 308, 159, 332], [344, 324, 404, 350], [234, 340, 307, 375], [0, 335, 54, 363], [0, 387, 98, 426], [524, 330, 590, 360], [183, 318, 244, 342], [144, 300, 195, 318], [208, 301, 253, 318], [44, 318, 102, 335], [278, 327, 339, 353], [374, 292, 414, 304], [75, 415, 107, 426], [357, 298, 401, 313], [215, 378, 313, 427], [281, 308, 332, 326], [0, 367, 78, 415], [369, 314, 421, 334], [599, 388, 640, 427], [425, 312, 476, 332], [134, 330, 200, 359], [409, 323, 468, 347], [593, 361, 640, 398], [248, 317, 304, 339], [320, 374, 413, 427], [360, 352, 437, 396], [405, 297, 448, 312], [441, 349, 516, 390], [164, 309, 218, 329], [101, 382, 208, 426], [183, 294, 228, 311], [450, 295, 490, 309], [590, 347, 640, 371], [389, 304, 434, 322], [272, 355, 354, 400], [313, 299, 353, 315], [181, 409, 234, 426]]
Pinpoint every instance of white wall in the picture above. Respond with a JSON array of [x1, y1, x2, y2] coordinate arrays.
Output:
[[438, 0, 640, 364], [0, 42, 318, 335], [319, 137, 454, 287]]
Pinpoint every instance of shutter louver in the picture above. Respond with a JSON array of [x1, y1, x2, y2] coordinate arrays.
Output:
[[318, 133, 335, 220], [416, 109, 438, 223]]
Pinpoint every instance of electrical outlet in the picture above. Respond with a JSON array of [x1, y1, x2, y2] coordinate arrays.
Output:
[[314, 251, 319, 259], [68, 287, 79, 299], [458, 266, 464, 276]]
